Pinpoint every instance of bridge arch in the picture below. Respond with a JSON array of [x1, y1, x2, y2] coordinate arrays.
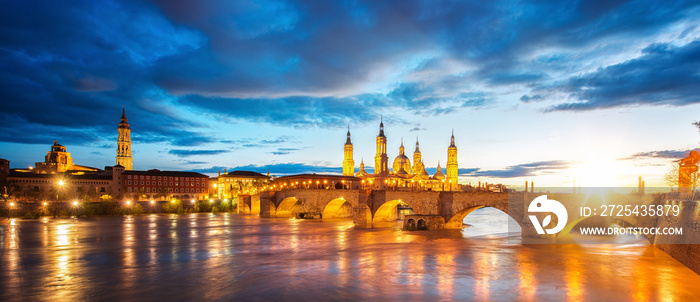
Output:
[[373, 199, 413, 223], [446, 205, 521, 229], [322, 198, 353, 219], [276, 197, 303, 217]]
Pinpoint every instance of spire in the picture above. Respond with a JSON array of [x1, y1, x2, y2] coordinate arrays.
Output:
[[415, 136, 420, 153], [450, 129, 456, 147], [399, 138, 405, 155], [121, 106, 127, 122], [345, 125, 352, 145], [378, 115, 385, 137]]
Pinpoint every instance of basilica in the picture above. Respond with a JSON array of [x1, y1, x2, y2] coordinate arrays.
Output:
[[343, 118, 460, 191]]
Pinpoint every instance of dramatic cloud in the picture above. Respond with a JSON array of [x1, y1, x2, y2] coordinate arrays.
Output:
[[540, 40, 700, 111], [168, 149, 228, 157], [465, 160, 572, 178], [622, 149, 698, 160], [2, 0, 700, 176]]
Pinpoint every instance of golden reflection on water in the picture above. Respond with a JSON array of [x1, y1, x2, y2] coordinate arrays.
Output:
[[564, 247, 584, 301], [436, 254, 455, 300], [517, 248, 537, 302], [474, 249, 491, 300], [3, 214, 700, 301]]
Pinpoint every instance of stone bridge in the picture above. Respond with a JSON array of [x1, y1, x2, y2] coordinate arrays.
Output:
[[238, 189, 519, 228], [237, 189, 700, 274]]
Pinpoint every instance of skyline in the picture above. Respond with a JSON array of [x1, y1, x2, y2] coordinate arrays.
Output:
[[2, 0, 700, 187]]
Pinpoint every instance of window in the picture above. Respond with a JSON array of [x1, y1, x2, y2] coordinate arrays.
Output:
[[146, 188, 150, 192], [128, 175, 131, 179], [158, 176, 161, 180], [146, 176, 150, 180], [175, 188, 179, 193], [128, 187, 132, 192], [158, 181, 161, 186], [147, 181, 150, 185], [169, 182, 173, 186], [141, 181, 144, 185], [128, 181, 131, 185]]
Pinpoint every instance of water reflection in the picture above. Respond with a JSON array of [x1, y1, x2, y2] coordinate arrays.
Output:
[[1, 214, 699, 301]]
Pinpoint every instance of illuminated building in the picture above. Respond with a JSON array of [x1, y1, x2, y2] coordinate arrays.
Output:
[[353, 119, 460, 191], [116, 107, 133, 170], [342, 126, 355, 176], [123, 170, 209, 200], [6, 165, 125, 202], [34, 140, 98, 173], [214, 170, 270, 199]]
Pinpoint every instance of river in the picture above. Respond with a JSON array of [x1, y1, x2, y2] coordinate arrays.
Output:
[[1, 209, 699, 301]]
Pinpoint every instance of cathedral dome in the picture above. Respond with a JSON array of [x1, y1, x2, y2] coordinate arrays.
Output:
[[356, 160, 369, 178], [433, 162, 445, 180], [392, 139, 412, 175], [392, 154, 411, 175]]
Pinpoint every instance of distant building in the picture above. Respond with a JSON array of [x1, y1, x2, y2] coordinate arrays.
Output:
[[33, 140, 98, 173], [6, 165, 125, 202], [1, 157, 10, 198], [344, 119, 460, 191], [214, 170, 270, 199], [123, 169, 209, 201]]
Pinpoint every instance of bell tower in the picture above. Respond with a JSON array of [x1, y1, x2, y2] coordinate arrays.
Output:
[[374, 116, 389, 175], [446, 130, 458, 190], [343, 126, 355, 176], [116, 107, 133, 170]]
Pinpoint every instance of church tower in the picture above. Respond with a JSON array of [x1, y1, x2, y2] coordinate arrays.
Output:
[[343, 126, 355, 176], [116, 107, 133, 170], [446, 130, 458, 190], [374, 117, 389, 175], [412, 137, 422, 174]]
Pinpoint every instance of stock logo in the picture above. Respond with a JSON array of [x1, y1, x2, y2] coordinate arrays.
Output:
[[528, 195, 568, 235]]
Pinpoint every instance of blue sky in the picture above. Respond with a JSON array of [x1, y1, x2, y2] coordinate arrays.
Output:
[[1, 0, 699, 187]]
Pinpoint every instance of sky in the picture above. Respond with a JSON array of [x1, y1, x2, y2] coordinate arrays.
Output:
[[1, 0, 700, 187]]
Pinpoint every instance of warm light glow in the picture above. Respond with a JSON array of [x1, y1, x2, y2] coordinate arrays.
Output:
[[150, 200, 154, 204], [171, 199, 175, 203], [209, 199, 213, 203], [191, 199, 195, 204], [72, 201, 78, 206], [571, 157, 629, 187], [213, 183, 217, 188], [58, 180, 64, 186], [43, 202, 48, 206], [126, 200, 131, 205], [9, 202, 14, 207]]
